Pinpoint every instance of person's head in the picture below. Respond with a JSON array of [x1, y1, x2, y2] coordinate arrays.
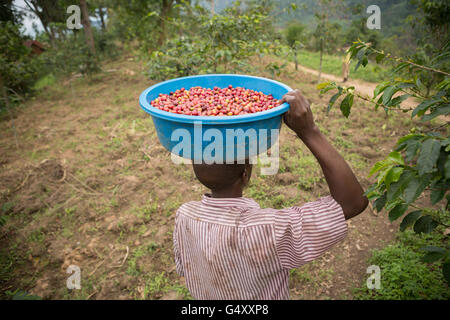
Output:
[[192, 161, 253, 196]]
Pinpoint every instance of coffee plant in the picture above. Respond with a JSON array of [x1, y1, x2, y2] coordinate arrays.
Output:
[[147, 1, 285, 80], [318, 40, 449, 284]]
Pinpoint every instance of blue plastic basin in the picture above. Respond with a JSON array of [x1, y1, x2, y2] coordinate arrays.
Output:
[[139, 74, 292, 162]]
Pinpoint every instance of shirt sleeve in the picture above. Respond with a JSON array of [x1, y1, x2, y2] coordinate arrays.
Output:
[[173, 214, 184, 277], [274, 195, 348, 269]]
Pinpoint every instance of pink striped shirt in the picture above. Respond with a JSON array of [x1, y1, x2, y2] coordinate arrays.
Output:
[[173, 194, 347, 300]]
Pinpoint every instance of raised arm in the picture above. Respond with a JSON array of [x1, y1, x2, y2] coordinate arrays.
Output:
[[280, 90, 368, 220]]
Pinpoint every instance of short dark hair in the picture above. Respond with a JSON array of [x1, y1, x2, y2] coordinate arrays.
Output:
[[192, 162, 252, 191]]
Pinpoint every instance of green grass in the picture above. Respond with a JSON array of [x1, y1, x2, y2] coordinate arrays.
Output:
[[33, 74, 56, 91], [127, 243, 159, 276], [353, 230, 449, 300], [292, 50, 389, 83]]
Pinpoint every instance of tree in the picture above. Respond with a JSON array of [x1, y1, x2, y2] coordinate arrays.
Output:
[[158, 0, 174, 46], [107, 0, 179, 52], [415, 0, 449, 47], [344, 18, 381, 49], [285, 22, 306, 71], [80, 0, 96, 56], [313, 0, 343, 83], [23, 0, 66, 46], [210, 0, 214, 15], [1, 0, 20, 23], [98, 6, 106, 32], [146, 1, 281, 79], [0, 21, 37, 110], [92, 0, 108, 32]]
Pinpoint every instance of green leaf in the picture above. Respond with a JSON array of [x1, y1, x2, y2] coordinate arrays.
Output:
[[444, 262, 450, 285], [420, 246, 446, 253], [413, 215, 438, 234], [389, 203, 408, 222], [417, 139, 442, 175], [396, 134, 423, 157], [376, 53, 385, 64], [396, 142, 408, 152], [392, 62, 409, 74], [374, 193, 387, 212], [436, 78, 450, 90], [384, 167, 403, 189], [362, 55, 368, 67], [430, 179, 447, 204], [376, 166, 392, 186], [403, 175, 430, 204], [412, 100, 438, 118], [405, 140, 420, 163], [382, 86, 399, 106], [389, 94, 410, 107], [354, 48, 366, 71], [445, 157, 450, 180], [373, 81, 390, 99], [421, 104, 450, 122], [369, 160, 390, 177], [388, 151, 404, 166], [447, 194, 450, 211], [397, 82, 416, 89], [441, 138, 450, 147], [400, 210, 422, 231], [397, 134, 424, 145], [416, 77, 425, 91], [387, 170, 415, 202], [375, 96, 384, 110], [437, 149, 449, 177], [364, 183, 378, 198], [339, 93, 353, 118], [327, 90, 342, 114], [421, 250, 445, 263]]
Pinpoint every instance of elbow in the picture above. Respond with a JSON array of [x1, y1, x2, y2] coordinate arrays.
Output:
[[359, 196, 369, 214], [343, 196, 369, 220]]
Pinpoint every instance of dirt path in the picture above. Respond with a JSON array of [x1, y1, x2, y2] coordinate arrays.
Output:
[[290, 61, 418, 109], [297, 64, 377, 97]]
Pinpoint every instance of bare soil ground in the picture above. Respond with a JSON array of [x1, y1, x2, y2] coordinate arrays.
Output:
[[0, 55, 436, 300]]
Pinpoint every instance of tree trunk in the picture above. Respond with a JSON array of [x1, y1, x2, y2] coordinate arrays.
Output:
[[211, 0, 215, 15], [80, 0, 96, 56], [158, 0, 172, 46], [99, 7, 106, 32], [49, 25, 57, 44], [294, 50, 298, 71], [318, 39, 323, 83], [43, 24, 55, 46]]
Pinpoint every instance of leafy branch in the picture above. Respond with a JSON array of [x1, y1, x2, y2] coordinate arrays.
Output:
[[317, 40, 450, 284], [349, 40, 450, 77]]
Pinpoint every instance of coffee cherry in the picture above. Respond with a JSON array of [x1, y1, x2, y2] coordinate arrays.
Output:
[[151, 86, 281, 116]]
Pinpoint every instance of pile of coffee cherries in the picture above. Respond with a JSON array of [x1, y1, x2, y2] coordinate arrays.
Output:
[[150, 85, 281, 116]]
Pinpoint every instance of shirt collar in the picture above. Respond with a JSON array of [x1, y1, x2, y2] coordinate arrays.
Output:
[[201, 193, 260, 209]]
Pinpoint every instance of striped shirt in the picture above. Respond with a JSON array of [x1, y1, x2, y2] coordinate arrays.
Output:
[[173, 194, 347, 300]]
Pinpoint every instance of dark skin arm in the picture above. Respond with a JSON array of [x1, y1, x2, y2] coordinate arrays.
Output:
[[281, 90, 368, 220]]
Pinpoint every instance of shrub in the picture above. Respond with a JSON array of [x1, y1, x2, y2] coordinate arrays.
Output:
[[354, 231, 449, 300]]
